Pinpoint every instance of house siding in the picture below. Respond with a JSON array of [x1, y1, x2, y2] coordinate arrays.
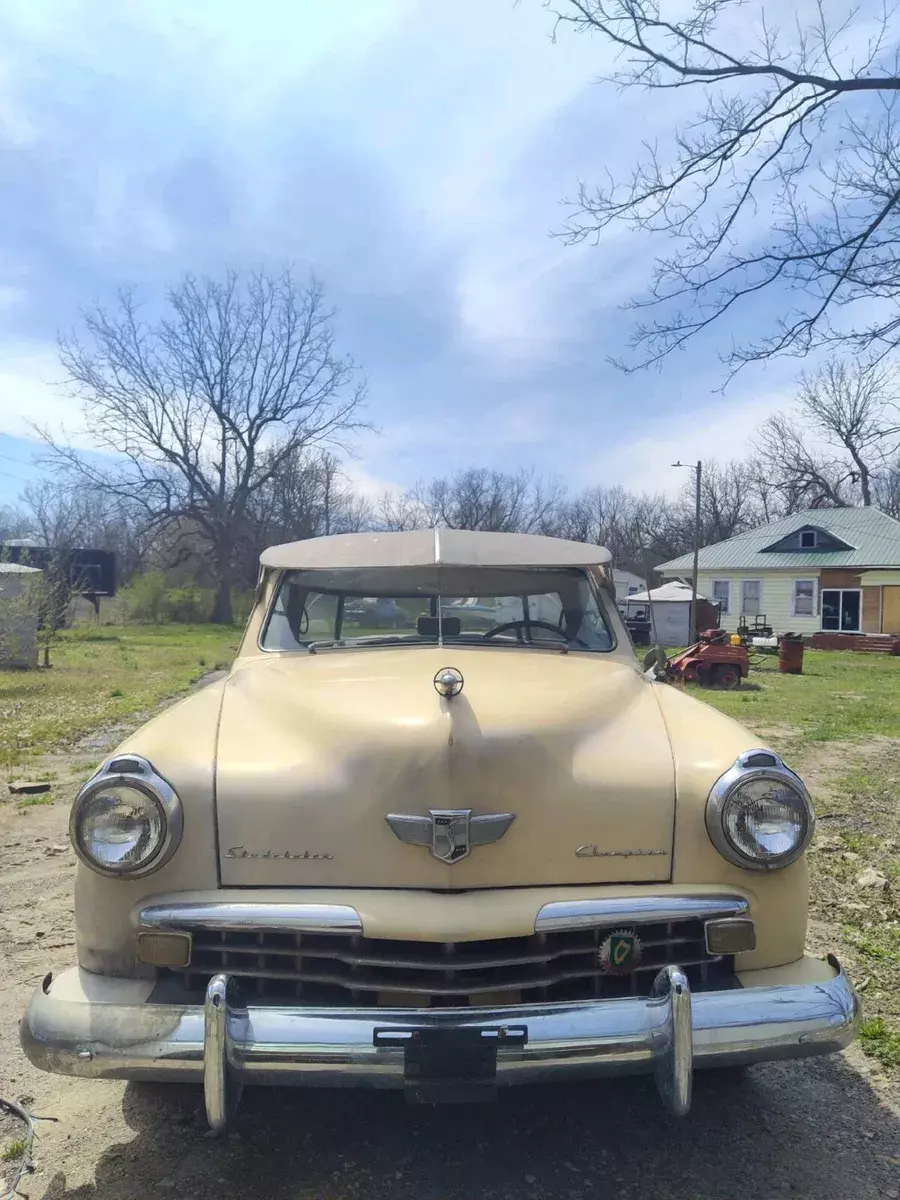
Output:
[[862, 588, 882, 633], [696, 571, 821, 636], [818, 569, 863, 589]]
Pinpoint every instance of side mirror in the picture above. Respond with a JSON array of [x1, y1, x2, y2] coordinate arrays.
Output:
[[642, 645, 668, 679]]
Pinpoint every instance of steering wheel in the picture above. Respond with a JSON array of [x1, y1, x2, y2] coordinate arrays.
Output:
[[482, 619, 591, 649]]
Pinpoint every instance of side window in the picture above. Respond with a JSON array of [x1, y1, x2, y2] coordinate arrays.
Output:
[[792, 580, 815, 617], [711, 580, 730, 614], [741, 579, 762, 616]]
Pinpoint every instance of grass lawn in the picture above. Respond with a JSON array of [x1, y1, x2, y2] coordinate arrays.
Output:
[[0, 624, 241, 773], [695, 647, 900, 743]]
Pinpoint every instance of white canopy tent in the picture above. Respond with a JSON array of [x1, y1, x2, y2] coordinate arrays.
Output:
[[625, 581, 710, 646]]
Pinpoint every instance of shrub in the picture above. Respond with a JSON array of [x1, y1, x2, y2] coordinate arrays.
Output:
[[116, 573, 253, 625], [118, 571, 168, 623]]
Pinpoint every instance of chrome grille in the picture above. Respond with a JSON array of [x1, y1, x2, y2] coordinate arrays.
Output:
[[161, 918, 734, 1007]]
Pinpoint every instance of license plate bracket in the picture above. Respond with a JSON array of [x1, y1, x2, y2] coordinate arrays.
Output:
[[373, 1024, 528, 1104]]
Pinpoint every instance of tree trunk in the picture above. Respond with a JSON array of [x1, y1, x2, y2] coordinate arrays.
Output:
[[210, 576, 234, 625]]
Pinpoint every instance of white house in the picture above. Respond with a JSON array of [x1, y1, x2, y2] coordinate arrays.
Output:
[[656, 507, 900, 638], [611, 568, 644, 606]]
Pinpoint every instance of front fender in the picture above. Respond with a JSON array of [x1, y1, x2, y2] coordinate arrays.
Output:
[[73, 680, 225, 976], [652, 683, 809, 971]]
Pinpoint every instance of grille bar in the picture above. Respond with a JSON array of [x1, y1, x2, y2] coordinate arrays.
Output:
[[160, 917, 734, 1008], [185, 956, 721, 997], [187, 932, 704, 973]]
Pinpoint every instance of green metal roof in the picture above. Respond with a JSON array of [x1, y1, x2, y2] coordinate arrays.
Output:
[[657, 507, 900, 573]]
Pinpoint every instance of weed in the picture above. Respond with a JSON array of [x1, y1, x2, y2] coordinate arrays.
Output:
[[860, 1017, 900, 1069], [1, 1139, 25, 1162], [16, 793, 55, 809]]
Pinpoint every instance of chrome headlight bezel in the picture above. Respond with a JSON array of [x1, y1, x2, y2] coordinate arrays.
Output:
[[69, 755, 183, 878], [705, 750, 815, 871]]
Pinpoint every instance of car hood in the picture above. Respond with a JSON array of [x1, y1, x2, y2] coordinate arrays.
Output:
[[214, 647, 676, 889]]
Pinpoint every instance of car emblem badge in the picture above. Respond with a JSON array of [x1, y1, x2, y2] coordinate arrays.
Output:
[[386, 809, 515, 863], [599, 929, 642, 974]]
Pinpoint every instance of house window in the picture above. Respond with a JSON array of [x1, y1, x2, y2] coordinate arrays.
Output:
[[741, 579, 762, 616], [800, 530, 817, 548], [792, 580, 815, 617], [821, 589, 861, 632], [711, 580, 730, 615]]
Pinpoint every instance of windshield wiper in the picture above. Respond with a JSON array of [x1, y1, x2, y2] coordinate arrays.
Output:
[[306, 639, 345, 654], [307, 635, 413, 654]]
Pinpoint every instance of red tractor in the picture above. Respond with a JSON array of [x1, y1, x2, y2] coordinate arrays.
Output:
[[666, 629, 750, 689]]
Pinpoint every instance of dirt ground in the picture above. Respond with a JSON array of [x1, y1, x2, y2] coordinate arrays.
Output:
[[1, 714, 900, 1199]]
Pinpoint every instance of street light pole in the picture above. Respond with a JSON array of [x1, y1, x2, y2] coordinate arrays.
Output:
[[673, 460, 703, 643]]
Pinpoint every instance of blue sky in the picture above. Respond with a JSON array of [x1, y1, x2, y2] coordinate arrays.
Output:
[[0, 0, 816, 508]]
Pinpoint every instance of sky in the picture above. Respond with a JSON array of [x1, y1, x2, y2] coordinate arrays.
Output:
[[0, 0, 835, 508]]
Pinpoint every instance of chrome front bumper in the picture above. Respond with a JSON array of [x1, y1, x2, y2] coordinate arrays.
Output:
[[21, 957, 858, 1131]]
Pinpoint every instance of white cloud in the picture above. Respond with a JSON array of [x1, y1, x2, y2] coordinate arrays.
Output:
[[0, 345, 90, 446], [597, 387, 797, 496], [341, 457, 403, 499]]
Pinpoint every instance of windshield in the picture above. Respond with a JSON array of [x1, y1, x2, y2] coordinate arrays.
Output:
[[262, 566, 614, 652]]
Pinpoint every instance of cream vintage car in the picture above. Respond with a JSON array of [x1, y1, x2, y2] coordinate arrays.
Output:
[[21, 530, 858, 1128]]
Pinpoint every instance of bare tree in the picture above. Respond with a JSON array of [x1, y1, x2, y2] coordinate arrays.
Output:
[[250, 448, 372, 553], [43, 270, 366, 623], [756, 412, 854, 509], [552, 1, 900, 370], [20, 479, 92, 549], [555, 484, 657, 566], [0, 504, 31, 542], [756, 356, 900, 506], [797, 356, 900, 503], [873, 456, 900, 514], [664, 459, 762, 550], [411, 468, 566, 533], [376, 489, 428, 532]]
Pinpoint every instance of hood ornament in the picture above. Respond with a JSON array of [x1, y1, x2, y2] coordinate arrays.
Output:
[[434, 666, 464, 698], [386, 809, 515, 863]]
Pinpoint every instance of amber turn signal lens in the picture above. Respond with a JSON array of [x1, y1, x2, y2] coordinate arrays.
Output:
[[137, 931, 192, 968], [704, 918, 756, 956]]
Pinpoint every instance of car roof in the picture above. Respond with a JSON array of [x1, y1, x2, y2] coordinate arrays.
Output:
[[260, 529, 611, 570]]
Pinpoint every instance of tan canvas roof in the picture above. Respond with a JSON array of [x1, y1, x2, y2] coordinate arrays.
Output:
[[260, 529, 611, 571]]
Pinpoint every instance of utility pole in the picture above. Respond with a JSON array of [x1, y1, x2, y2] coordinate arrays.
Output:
[[673, 460, 703, 643]]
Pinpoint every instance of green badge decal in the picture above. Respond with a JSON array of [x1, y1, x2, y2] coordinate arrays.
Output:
[[599, 929, 643, 974]]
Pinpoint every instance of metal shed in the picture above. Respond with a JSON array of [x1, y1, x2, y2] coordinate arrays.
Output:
[[0, 562, 42, 668]]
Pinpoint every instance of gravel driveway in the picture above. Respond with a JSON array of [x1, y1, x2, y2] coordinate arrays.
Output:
[[2, 772, 899, 1200]]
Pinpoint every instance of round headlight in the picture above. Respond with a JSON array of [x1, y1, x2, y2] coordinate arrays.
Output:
[[70, 757, 182, 877], [706, 753, 814, 870]]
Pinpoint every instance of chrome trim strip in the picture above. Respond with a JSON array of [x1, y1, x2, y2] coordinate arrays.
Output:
[[534, 894, 748, 933], [22, 958, 859, 1119], [139, 901, 363, 934]]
